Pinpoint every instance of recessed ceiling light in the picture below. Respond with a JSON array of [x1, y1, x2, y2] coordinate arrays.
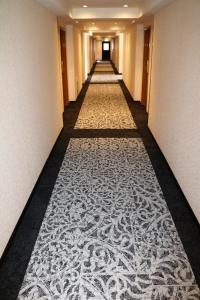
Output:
[[124, 4, 128, 7], [83, 5, 88, 8]]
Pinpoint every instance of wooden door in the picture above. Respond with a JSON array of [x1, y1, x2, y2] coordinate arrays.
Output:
[[141, 28, 151, 108], [60, 29, 69, 107]]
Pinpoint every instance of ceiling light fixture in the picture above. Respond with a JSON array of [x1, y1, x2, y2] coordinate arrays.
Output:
[[83, 5, 88, 8], [124, 4, 128, 7]]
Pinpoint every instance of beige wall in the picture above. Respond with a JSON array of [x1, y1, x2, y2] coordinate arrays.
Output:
[[148, 0, 200, 222], [134, 24, 144, 101], [118, 33, 124, 74], [82, 32, 90, 81], [123, 25, 137, 98], [112, 36, 119, 71], [123, 19, 154, 103], [111, 39, 114, 62], [89, 37, 95, 70], [66, 25, 76, 101], [66, 25, 84, 99], [95, 40, 102, 61], [0, 0, 63, 256], [74, 26, 84, 94]]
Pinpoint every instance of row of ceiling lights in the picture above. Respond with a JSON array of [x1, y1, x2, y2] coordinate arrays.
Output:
[[75, 21, 121, 25], [75, 4, 132, 25], [82, 4, 129, 8]]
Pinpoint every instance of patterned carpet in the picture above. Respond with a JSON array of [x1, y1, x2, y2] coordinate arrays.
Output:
[[94, 68, 114, 72], [17, 61, 200, 299], [91, 74, 123, 83], [18, 138, 200, 299], [75, 84, 136, 129], [94, 62, 115, 74]]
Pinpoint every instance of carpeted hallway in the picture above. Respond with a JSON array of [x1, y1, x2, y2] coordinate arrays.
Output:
[[0, 61, 200, 299]]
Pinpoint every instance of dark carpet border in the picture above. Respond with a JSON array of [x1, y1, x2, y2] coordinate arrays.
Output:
[[111, 61, 120, 74], [90, 82, 120, 84], [66, 129, 140, 138]]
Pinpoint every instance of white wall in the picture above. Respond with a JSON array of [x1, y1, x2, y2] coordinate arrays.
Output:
[[134, 24, 144, 101], [0, 0, 63, 256], [111, 39, 114, 61], [148, 0, 200, 222], [66, 25, 76, 101], [82, 32, 90, 81], [95, 40, 102, 61], [118, 33, 124, 74], [123, 25, 136, 98]]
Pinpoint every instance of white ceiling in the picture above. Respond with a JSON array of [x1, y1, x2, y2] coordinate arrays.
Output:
[[38, 0, 173, 37], [37, 0, 173, 18], [70, 7, 140, 19], [76, 19, 134, 33], [67, 0, 144, 8], [37, 0, 144, 17]]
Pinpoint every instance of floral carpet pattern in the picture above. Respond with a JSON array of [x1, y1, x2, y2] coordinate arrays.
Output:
[[75, 84, 136, 129], [91, 74, 123, 83], [94, 62, 115, 74], [18, 138, 200, 299], [17, 61, 200, 299]]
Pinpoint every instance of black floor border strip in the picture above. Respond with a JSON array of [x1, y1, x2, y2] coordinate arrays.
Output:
[[90, 82, 120, 84], [119, 79, 200, 287], [111, 61, 120, 74], [64, 128, 140, 138], [93, 71, 115, 73], [89, 62, 97, 75]]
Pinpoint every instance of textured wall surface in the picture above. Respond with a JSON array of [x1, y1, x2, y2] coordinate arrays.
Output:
[[123, 25, 137, 99], [66, 25, 76, 101], [148, 0, 200, 222], [112, 37, 119, 71], [95, 40, 102, 61], [0, 0, 63, 256], [134, 24, 144, 101]]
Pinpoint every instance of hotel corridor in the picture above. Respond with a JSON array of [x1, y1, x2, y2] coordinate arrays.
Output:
[[1, 61, 199, 299], [1, 1, 200, 299]]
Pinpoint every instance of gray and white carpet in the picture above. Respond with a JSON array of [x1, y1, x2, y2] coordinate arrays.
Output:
[[18, 138, 200, 299], [18, 61, 200, 299], [91, 74, 123, 83], [94, 62, 115, 74], [75, 84, 136, 129]]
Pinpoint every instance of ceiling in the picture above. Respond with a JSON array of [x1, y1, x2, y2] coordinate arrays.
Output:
[[38, 0, 173, 38], [74, 19, 135, 34], [67, 0, 144, 8]]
